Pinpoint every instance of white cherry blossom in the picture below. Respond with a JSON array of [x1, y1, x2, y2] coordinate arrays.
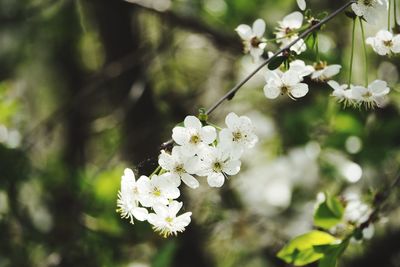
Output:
[[172, 116, 217, 156], [147, 201, 192, 238], [219, 112, 258, 159], [344, 193, 372, 225], [351, 0, 388, 24], [275, 12, 306, 54], [235, 19, 267, 62], [351, 80, 390, 108], [137, 173, 180, 207], [197, 146, 241, 187], [264, 70, 309, 100], [366, 30, 400, 55], [311, 62, 341, 81], [116, 168, 149, 224], [328, 81, 354, 105], [158, 146, 200, 189]]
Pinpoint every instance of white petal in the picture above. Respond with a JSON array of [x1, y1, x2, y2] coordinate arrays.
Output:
[[252, 19, 266, 38], [263, 84, 281, 99], [368, 80, 389, 94], [282, 12, 303, 29], [207, 173, 225, 187], [181, 173, 200, 189], [391, 35, 400, 53], [282, 70, 301, 86], [235, 24, 253, 40], [184, 116, 202, 130], [200, 125, 217, 144], [297, 0, 306, 10], [132, 207, 148, 221], [225, 112, 239, 129], [323, 65, 341, 78], [158, 151, 174, 171], [172, 127, 189, 145], [223, 160, 241, 175], [290, 83, 309, 98], [168, 201, 183, 217], [376, 30, 393, 41]]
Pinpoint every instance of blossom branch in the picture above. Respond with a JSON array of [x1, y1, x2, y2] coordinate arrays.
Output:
[[162, 0, 355, 149], [205, 0, 355, 115]]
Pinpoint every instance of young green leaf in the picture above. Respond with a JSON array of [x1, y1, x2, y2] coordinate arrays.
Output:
[[277, 230, 337, 266], [267, 56, 285, 70], [314, 194, 344, 230]]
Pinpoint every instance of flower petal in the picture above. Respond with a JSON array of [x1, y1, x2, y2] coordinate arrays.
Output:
[[252, 19, 266, 38], [207, 173, 225, 187], [181, 173, 200, 189], [235, 24, 253, 40]]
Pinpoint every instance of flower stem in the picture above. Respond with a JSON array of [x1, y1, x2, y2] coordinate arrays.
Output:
[[150, 165, 161, 177], [315, 33, 320, 62], [348, 18, 356, 86], [359, 18, 368, 87], [389, 0, 392, 31]]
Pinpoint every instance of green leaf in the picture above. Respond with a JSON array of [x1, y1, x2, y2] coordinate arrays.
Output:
[[316, 239, 350, 267], [305, 33, 317, 49], [267, 56, 285, 70], [314, 194, 344, 230], [277, 231, 337, 266]]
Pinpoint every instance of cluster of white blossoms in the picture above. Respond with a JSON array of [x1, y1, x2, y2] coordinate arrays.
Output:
[[235, 0, 393, 108], [336, 193, 375, 240], [117, 112, 258, 237], [329, 80, 390, 108]]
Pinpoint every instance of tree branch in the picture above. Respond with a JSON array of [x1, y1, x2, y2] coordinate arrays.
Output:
[[161, 0, 355, 149]]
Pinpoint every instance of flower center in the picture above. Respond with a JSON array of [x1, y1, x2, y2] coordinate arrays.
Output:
[[362, 0, 375, 7], [190, 134, 201, 144], [313, 61, 327, 71], [285, 27, 293, 34], [232, 131, 242, 142], [213, 161, 223, 172], [362, 91, 372, 98], [383, 40, 393, 47], [152, 187, 161, 197], [281, 85, 290, 95], [174, 164, 185, 174], [165, 217, 174, 223], [250, 37, 261, 48]]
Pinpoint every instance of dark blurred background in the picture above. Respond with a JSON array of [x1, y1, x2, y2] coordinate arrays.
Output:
[[0, 0, 400, 266]]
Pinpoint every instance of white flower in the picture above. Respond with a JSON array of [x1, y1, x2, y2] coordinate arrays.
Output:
[[328, 81, 353, 105], [289, 60, 314, 78], [197, 146, 241, 187], [297, 0, 306, 11], [351, 80, 390, 108], [147, 201, 192, 238], [137, 173, 180, 207], [351, 0, 388, 24], [275, 12, 306, 54], [158, 146, 200, 189], [172, 116, 217, 156], [235, 19, 267, 62], [366, 30, 400, 55], [344, 193, 372, 226], [263, 70, 309, 100], [219, 112, 258, 159], [116, 168, 148, 224], [311, 62, 341, 81]]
